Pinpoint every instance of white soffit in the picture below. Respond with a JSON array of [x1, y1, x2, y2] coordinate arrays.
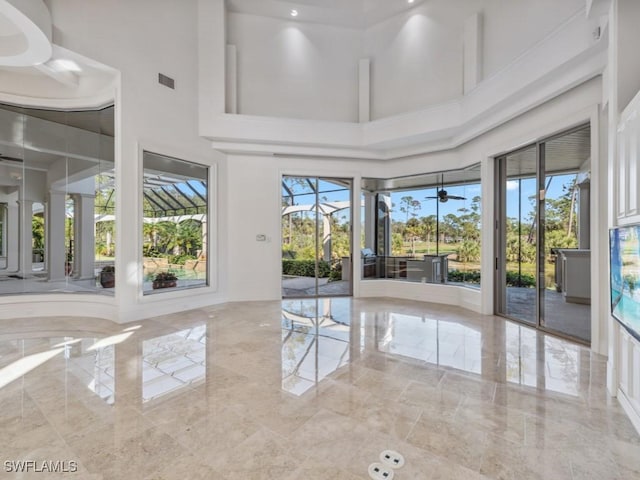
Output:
[[0, 0, 52, 66], [226, 0, 426, 29]]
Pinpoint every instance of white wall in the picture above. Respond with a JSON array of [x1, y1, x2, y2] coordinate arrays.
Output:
[[227, 12, 362, 122], [365, 0, 478, 119], [482, 0, 585, 79]]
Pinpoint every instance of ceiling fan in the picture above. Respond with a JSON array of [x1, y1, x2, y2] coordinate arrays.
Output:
[[0, 153, 23, 163], [425, 174, 466, 203]]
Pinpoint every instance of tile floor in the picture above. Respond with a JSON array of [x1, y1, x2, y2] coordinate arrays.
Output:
[[0, 298, 638, 479]]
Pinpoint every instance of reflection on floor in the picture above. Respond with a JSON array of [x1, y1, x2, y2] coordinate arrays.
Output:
[[506, 287, 591, 342], [0, 272, 113, 295], [282, 275, 350, 296], [0, 298, 637, 479]]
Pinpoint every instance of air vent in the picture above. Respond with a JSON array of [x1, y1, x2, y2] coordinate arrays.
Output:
[[158, 73, 175, 89]]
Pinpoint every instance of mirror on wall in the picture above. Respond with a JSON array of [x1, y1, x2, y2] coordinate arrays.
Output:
[[142, 151, 208, 294], [0, 103, 115, 296], [361, 163, 482, 287]]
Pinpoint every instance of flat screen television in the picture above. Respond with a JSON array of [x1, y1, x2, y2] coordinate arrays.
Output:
[[610, 225, 640, 342]]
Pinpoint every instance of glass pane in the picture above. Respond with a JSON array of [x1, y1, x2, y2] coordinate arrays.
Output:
[[281, 176, 351, 297], [503, 146, 538, 325], [361, 164, 481, 286], [317, 178, 351, 296], [455, 164, 482, 287], [541, 127, 591, 342], [95, 106, 116, 294], [142, 151, 208, 294], [282, 176, 318, 297]]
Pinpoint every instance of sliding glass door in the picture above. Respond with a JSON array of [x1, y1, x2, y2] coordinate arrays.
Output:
[[496, 145, 538, 326], [281, 176, 352, 298], [496, 126, 591, 343]]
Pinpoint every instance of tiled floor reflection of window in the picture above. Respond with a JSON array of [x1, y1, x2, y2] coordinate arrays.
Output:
[[142, 325, 206, 402], [281, 300, 351, 396], [543, 337, 580, 396], [62, 339, 115, 405], [505, 322, 538, 388], [505, 322, 580, 396], [380, 313, 481, 374]]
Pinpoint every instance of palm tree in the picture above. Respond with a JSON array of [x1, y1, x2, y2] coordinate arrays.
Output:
[[177, 219, 203, 256], [420, 215, 437, 253], [156, 221, 179, 254]]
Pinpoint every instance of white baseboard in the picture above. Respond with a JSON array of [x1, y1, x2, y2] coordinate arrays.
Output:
[[617, 388, 640, 437]]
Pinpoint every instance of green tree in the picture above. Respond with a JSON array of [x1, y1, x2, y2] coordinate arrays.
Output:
[[420, 215, 437, 253], [405, 217, 424, 257], [457, 239, 481, 263], [32, 215, 45, 250], [176, 219, 203, 256], [399, 196, 421, 223]]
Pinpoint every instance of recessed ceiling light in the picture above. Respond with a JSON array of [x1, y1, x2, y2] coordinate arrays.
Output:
[[290, 9, 298, 17], [408, 0, 415, 3]]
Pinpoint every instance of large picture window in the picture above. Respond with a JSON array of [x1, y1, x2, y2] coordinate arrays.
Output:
[[142, 152, 208, 294], [361, 164, 481, 287]]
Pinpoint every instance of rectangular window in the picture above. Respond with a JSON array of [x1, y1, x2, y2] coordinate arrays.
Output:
[[361, 164, 481, 288], [142, 151, 209, 294]]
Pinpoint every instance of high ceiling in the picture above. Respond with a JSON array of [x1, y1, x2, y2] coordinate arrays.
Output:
[[226, 0, 427, 28]]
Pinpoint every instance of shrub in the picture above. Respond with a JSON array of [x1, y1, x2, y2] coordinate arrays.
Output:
[[282, 259, 331, 278], [447, 270, 481, 284], [328, 262, 342, 282], [506, 271, 536, 288]]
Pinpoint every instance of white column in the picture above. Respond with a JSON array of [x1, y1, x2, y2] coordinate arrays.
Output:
[[226, 45, 237, 114], [201, 217, 207, 258], [322, 215, 331, 262], [378, 192, 392, 257], [47, 191, 67, 281], [198, 0, 226, 133], [578, 182, 590, 249], [18, 199, 34, 274], [6, 201, 19, 272], [463, 13, 483, 94], [364, 192, 375, 250], [74, 193, 96, 280], [359, 58, 371, 123]]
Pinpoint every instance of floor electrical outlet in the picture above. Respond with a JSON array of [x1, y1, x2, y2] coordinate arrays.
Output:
[[380, 450, 405, 469], [368, 462, 394, 480]]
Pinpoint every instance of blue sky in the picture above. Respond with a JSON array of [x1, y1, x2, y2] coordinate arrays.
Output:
[[389, 184, 481, 220], [282, 174, 577, 223], [388, 173, 575, 222]]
